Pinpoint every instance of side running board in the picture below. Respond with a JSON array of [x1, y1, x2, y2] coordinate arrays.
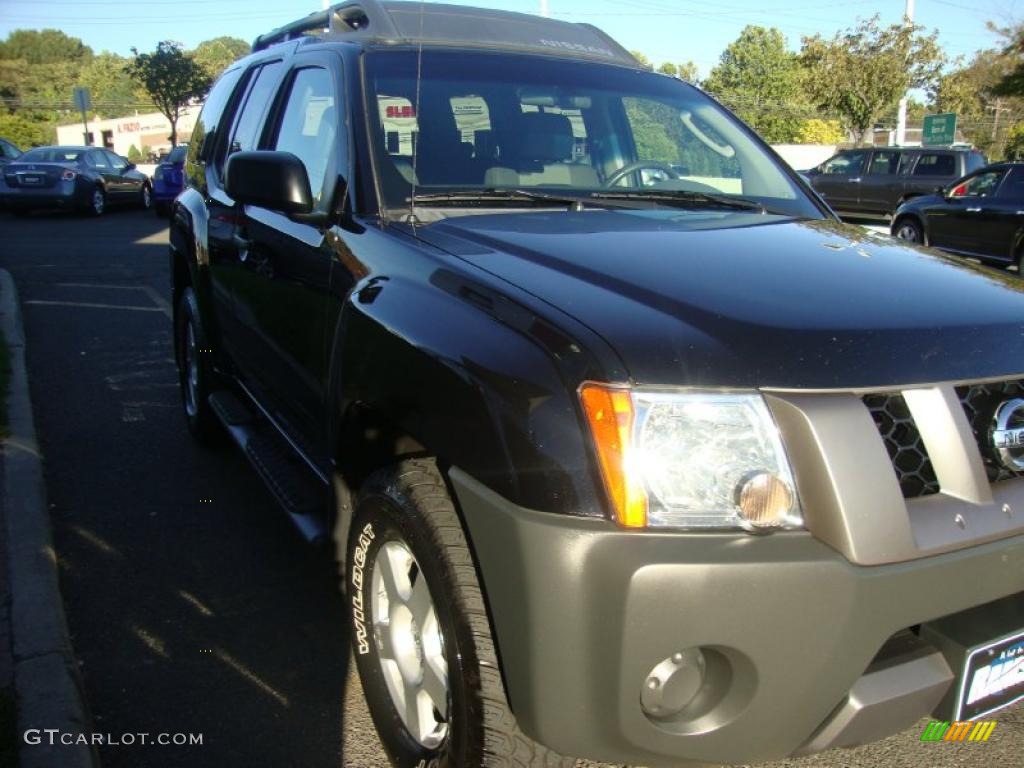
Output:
[[208, 390, 328, 542]]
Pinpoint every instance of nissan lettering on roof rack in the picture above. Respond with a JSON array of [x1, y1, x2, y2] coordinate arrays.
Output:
[[169, 2, 1024, 766]]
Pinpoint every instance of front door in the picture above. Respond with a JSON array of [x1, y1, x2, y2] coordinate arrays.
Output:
[[930, 168, 1008, 256], [231, 56, 342, 455], [813, 150, 868, 212]]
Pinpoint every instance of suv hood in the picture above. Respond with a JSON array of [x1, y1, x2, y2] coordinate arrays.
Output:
[[419, 210, 1024, 389]]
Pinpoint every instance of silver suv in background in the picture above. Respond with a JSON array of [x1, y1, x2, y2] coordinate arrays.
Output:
[[803, 146, 987, 218]]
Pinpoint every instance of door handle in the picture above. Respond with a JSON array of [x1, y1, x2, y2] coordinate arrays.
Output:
[[966, 207, 983, 213], [848, 177, 862, 183], [232, 233, 251, 262]]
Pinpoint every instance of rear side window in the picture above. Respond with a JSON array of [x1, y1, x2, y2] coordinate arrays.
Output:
[[913, 153, 955, 176], [228, 61, 284, 157], [191, 66, 244, 165], [272, 67, 337, 206], [997, 167, 1024, 200], [965, 152, 987, 173]]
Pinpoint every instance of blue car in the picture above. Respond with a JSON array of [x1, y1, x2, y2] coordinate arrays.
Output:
[[152, 144, 187, 216]]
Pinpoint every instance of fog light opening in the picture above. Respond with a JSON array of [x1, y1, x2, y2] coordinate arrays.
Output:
[[640, 648, 707, 721], [736, 472, 793, 531]]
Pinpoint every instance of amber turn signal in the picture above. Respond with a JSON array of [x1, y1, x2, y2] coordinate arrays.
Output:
[[736, 472, 794, 529], [580, 384, 647, 527]]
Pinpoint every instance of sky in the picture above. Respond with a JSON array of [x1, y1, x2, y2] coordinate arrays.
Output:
[[0, 0, 1019, 76]]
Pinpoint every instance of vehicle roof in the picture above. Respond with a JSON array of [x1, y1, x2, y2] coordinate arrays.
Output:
[[252, 0, 639, 68], [22, 145, 94, 152], [836, 146, 981, 153]]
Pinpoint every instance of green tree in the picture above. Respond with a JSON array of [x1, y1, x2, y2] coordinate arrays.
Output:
[[80, 52, 151, 116], [801, 15, 944, 144], [0, 29, 92, 65], [656, 61, 700, 85], [703, 26, 808, 143], [936, 44, 1024, 158], [126, 41, 211, 147], [0, 111, 53, 147], [794, 118, 845, 144], [191, 36, 250, 80], [630, 50, 653, 70]]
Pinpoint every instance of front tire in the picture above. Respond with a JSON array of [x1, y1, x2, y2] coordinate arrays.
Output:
[[174, 287, 221, 446], [893, 217, 924, 244], [140, 183, 153, 210], [345, 460, 572, 768]]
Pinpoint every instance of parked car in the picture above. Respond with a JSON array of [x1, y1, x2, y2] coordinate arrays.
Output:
[[1, 145, 152, 216], [0, 137, 22, 166], [171, 3, 1024, 767], [803, 146, 987, 218], [891, 161, 1024, 269], [153, 144, 187, 216]]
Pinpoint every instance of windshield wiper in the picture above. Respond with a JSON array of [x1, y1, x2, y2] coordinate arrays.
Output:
[[591, 189, 767, 213], [409, 188, 616, 210]]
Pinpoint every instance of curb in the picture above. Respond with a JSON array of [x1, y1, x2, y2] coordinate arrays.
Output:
[[0, 269, 98, 768]]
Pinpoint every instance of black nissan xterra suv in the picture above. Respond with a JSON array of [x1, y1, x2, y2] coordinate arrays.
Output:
[[170, 3, 1024, 766]]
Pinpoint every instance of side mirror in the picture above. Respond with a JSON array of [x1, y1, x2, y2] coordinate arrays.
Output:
[[126, 161, 136, 170], [225, 150, 315, 216]]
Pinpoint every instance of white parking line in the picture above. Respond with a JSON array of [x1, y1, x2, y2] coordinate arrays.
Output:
[[54, 282, 173, 319], [23, 300, 164, 312]]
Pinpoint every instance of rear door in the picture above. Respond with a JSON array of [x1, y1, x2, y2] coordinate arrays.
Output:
[[204, 59, 285, 369], [230, 54, 342, 453], [860, 149, 903, 214], [812, 150, 867, 212]]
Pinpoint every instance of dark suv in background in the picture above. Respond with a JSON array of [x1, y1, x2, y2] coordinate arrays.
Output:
[[170, 2, 1024, 767], [804, 146, 986, 218]]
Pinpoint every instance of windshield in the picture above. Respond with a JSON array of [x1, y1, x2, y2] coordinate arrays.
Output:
[[365, 50, 822, 219], [20, 147, 85, 163]]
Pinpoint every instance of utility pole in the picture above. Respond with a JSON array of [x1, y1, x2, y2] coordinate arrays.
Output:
[[895, 0, 915, 146], [540, 0, 550, 18]]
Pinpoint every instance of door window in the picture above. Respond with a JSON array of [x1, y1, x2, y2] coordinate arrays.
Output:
[[913, 153, 955, 176], [272, 66, 337, 206], [951, 170, 1005, 198], [821, 151, 866, 175], [105, 151, 128, 172], [867, 151, 900, 176]]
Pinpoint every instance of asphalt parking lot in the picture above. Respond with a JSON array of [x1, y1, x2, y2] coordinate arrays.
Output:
[[0, 208, 1020, 768]]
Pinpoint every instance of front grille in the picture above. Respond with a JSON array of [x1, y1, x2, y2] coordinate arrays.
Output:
[[956, 379, 1024, 484], [865, 379, 1024, 498], [864, 393, 940, 498]]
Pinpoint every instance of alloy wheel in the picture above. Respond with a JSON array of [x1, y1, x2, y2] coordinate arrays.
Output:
[[371, 540, 450, 749]]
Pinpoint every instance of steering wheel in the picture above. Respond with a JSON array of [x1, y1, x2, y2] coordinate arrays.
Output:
[[604, 161, 680, 188]]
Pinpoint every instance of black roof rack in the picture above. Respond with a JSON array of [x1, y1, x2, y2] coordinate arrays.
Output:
[[251, 1, 640, 68]]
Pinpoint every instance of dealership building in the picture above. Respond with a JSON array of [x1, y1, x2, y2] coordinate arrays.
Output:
[[56, 106, 201, 157]]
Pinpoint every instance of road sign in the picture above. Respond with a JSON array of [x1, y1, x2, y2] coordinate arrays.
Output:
[[72, 87, 91, 112], [922, 113, 957, 146]]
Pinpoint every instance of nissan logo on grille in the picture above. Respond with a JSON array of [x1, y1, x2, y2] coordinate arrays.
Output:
[[991, 398, 1024, 471]]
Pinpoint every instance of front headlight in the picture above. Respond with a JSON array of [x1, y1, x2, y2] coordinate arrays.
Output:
[[580, 385, 802, 532]]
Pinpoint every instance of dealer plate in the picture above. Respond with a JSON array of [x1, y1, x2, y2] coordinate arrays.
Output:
[[956, 629, 1024, 720]]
